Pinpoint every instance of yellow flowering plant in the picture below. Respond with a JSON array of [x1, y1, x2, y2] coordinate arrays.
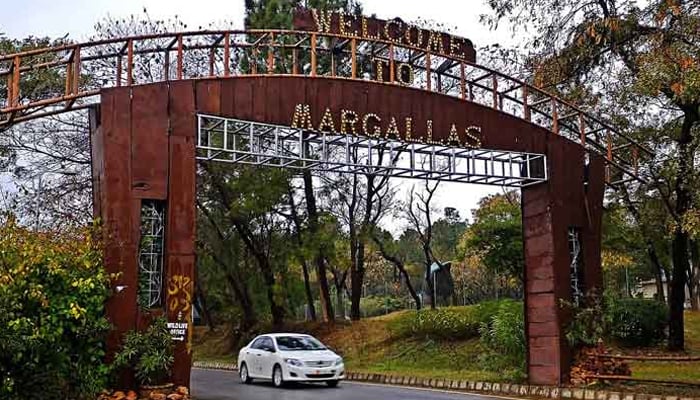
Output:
[[0, 217, 111, 400]]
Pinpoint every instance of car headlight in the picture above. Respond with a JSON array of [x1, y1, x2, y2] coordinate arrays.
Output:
[[334, 357, 344, 366], [285, 358, 303, 367]]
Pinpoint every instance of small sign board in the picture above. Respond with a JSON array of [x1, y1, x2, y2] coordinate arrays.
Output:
[[167, 322, 188, 342]]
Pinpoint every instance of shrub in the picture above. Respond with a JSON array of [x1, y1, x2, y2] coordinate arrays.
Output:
[[565, 296, 669, 348], [606, 298, 668, 347], [360, 296, 404, 318], [389, 300, 521, 341], [478, 300, 526, 381], [0, 219, 111, 400], [113, 317, 175, 386]]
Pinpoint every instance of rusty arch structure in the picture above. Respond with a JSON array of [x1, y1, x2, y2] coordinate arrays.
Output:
[[0, 10, 652, 388]]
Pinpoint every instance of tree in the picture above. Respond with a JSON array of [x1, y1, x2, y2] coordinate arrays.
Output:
[[244, 0, 363, 323], [371, 229, 422, 309], [458, 191, 523, 298], [404, 181, 441, 309], [484, 0, 700, 350]]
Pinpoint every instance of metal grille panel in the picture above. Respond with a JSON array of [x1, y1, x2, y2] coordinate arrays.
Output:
[[568, 228, 585, 306], [138, 200, 166, 309], [197, 115, 548, 187]]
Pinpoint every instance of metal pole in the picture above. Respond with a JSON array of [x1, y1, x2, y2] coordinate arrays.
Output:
[[433, 271, 437, 308]]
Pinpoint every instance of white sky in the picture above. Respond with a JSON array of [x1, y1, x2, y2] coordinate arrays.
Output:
[[1, 0, 520, 226]]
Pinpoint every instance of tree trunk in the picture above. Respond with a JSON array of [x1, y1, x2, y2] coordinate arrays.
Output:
[[668, 110, 697, 351], [423, 244, 436, 309], [690, 241, 700, 311], [225, 272, 257, 332], [286, 184, 317, 321], [303, 170, 334, 322], [301, 260, 317, 321], [194, 280, 216, 331], [259, 257, 286, 330], [350, 241, 365, 320], [649, 244, 666, 303], [372, 235, 421, 310], [669, 228, 689, 350], [336, 284, 345, 319], [235, 226, 286, 331]]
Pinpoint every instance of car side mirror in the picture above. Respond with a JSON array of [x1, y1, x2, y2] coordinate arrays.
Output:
[[264, 346, 276, 353]]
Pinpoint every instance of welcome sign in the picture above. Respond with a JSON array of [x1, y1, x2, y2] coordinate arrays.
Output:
[[293, 8, 477, 63]]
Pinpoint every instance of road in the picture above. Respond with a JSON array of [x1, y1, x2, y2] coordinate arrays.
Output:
[[192, 368, 508, 400]]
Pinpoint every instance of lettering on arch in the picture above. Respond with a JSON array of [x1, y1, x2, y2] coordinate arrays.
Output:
[[292, 8, 477, 63]]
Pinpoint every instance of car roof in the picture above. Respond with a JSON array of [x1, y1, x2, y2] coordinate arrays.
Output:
[[261, 333, 313, 338]]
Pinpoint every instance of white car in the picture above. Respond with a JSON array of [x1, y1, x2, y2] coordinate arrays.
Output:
[[237, 333, 345, 388]]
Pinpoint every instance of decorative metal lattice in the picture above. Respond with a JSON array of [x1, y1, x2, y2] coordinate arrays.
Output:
[[197, 115, 548, 187], [568, 228, 585, 306], [138, 200, 166, 309]]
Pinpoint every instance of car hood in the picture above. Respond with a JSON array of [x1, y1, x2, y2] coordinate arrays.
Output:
[[278, 350, 339, 361]]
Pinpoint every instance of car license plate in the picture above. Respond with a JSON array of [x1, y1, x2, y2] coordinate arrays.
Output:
[[315, 370, 321, 375]]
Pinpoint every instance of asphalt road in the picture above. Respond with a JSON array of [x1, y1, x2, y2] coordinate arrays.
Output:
[[192, 368, 507, 400]]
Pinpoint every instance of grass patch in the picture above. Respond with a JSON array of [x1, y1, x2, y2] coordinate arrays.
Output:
[[602, 311, 700, 397], [191, 308, 700, 394], [626, 311, 700, 381]]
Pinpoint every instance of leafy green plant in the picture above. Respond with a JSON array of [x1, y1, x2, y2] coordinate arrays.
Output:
[[360, 296, 404, 318], [565, 294, 668, 348], [113, 317, 175, 386], [564, 294, 607, 348], [478, 300, 526, 381], [389, 300, 520, 341], [606, 298, 668, 347], [0, 218, 111, 400]]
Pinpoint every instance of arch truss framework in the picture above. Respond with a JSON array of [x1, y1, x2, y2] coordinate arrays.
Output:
[[197, 115, 548, 187]]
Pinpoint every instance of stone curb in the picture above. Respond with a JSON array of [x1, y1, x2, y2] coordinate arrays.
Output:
[[192, 362, 699, 400]]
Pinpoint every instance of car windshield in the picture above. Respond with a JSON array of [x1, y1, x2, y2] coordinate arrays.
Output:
[[275, 336, 327, 351]]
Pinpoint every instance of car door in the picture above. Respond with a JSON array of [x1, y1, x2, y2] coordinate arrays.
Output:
[[245, 337, 266, 377], [258, 337, 277, 378]]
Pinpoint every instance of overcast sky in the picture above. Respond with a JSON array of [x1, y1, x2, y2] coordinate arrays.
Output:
[[1, 0, 519, 226]]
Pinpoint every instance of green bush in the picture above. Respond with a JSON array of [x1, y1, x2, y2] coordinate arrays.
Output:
[[389, 300, 521, 341], [0, 219, 111, 400], [478, 300, 526, 381], [113, 317, 175, 386], [360, 296, 404, 318], [606, 298, 668, 347], [565, 296, 669, 348]]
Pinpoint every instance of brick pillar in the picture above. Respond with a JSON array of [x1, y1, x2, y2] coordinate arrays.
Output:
[[522, 141, 605, 386]]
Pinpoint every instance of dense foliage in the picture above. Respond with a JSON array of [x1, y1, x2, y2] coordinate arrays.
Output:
[[389, 301, 517, 341], [606, 298, 669, 347], [0, 219, 110, 400], [483, 0, 700, 350], [478, 300, 526, 381], [112, 317, 175, 386], [566, 296, 669, 348]]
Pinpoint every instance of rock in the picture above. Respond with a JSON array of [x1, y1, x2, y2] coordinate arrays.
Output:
[[112, 391, 126, 400], [166, 394, 183, 400], [175, 387, 189, 396], [149, 393, 167, 400], [126, 390, 137, 400]]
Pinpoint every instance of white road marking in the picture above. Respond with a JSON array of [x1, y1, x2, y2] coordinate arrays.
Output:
[[344, 380, 527, 400]]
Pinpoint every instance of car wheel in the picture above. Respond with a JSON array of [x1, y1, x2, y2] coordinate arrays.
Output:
[[240, 363, 253, 384], [326, 380, 339, 388], [272, 364, 285, 388]]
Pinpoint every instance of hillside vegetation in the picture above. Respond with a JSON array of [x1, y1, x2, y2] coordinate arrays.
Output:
[[194, 306, 700, 389], [195, 300, 526, 382]]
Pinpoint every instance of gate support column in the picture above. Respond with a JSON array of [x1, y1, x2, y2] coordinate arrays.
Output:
[[91, 83, 197, 388], [522, 142, 605, 385]]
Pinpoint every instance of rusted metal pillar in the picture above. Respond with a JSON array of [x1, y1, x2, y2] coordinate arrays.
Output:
[[521, 141, 605, 385], [90, 82, 196, 388]]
